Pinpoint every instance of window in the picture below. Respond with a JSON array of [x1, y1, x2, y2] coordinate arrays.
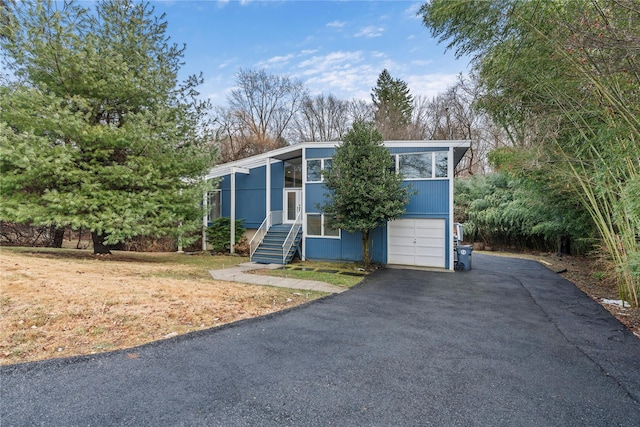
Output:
[[306, 158, 332, 183], [285, 158, 303, 188], [207, 190, 221, 222], [306, 159, 322, 182], [435, 152, 448, 177], [307, 214, 340, 237], [399, 153, 432, 179], [396, 151, 448, 179]]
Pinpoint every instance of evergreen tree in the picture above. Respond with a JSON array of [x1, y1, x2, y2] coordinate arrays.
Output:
[[0, 0, 216, 253], [371, 69, 414, 140], [321, 121, 413, 267]]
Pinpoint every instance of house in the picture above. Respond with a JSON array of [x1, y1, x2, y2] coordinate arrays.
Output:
[[204, 140, 470, 270]]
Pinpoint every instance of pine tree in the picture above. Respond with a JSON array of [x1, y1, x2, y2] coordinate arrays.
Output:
[[0, 0, 216, 253], [371, 69, 414, 140]]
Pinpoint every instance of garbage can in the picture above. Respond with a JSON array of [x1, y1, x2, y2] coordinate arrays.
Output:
[[456, 245, 473, 271]]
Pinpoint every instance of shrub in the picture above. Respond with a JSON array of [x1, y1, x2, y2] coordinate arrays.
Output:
[[206, 217, 245, 253]]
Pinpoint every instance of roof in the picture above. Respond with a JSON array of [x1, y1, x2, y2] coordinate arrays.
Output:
[[205, 140, 471, 179]]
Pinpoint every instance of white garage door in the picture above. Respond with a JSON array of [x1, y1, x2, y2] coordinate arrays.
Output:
[[388, 219, 446, 268]]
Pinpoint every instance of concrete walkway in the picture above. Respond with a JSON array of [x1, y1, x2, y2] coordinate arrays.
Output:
[[209, 262, 347, 294]]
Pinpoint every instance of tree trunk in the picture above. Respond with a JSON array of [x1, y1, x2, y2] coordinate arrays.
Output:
[[49, 227, 65, 248], [557, 235, 571, 256], [91, 231, 112, 255], [361, 229, 371, 269]]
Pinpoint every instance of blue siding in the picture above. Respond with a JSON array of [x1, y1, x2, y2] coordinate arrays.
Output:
[[306, 147, 336, 159], [340, 232, 362, 261], [216, 162, 287, 227], [220, 175, 231, 218], [405, 181, 449, 215], [305, 227, 385, 263], [217, 166, 269, 228], [305, 183, 329, 213], [305, 238, 342, 261], [270, 162, 284, 212], [370, 226, 386, 263]]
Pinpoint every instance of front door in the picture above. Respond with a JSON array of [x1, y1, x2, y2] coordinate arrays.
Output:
[[284, 189, 302, 223]]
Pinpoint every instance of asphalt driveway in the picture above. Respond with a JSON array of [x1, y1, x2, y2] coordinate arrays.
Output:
[[2, 253, 640, 426]]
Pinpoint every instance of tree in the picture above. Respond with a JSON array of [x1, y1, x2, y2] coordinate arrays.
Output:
[[347, 98, 374, 124], [420, 0, 640, 305], [215, 69, 307, 161], [454, 172, 595, 253], [371, 69, 414, 140], [412, 74, 508, 175], [0, 0, 216, 254], [321, 121, 413, 268], [291, 94, 349, 142]]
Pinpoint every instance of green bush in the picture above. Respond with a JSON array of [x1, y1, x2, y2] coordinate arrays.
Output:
[[206, 217, 245, 252], [454, 173, 596, 253]]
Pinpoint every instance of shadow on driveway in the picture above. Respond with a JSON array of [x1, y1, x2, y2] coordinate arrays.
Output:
[[2, 253, 640, 426]]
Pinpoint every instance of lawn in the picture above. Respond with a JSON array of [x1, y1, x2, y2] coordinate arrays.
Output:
[[251, 260, 367, 287], [0, 247, 342, 365]]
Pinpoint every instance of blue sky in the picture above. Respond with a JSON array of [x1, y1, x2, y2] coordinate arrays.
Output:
[[152, 0, 469, 105]]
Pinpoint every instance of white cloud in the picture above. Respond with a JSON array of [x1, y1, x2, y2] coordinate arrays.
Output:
[[293, 50, 401, 100], [406, 73, 460, 99], [297, 51, 365, 76], [216, 0, 252, 6], [326, 20, 346, 28], [218, 58, 237, 69], [257, 54, 295, 68], [354, 26, 384, 38], [202, 75, 232, 104], [404, 2, 423, 18], [410, 59, 433, 67]]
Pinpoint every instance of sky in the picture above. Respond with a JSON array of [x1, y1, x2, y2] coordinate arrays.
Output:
[[151, 0, 470, 106]]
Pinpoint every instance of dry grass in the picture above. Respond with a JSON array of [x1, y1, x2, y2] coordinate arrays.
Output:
[[2, 247, 636, 365], [0, 247, 325, 365]]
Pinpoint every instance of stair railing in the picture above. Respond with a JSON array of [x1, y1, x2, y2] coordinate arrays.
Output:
[[282, 210, 302, 264], [250, 210, 283, 259]]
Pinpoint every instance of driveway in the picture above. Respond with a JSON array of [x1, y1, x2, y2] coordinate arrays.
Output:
[[2, 253, 640, 426]]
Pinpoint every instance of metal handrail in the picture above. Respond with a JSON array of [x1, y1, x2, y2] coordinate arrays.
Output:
[[249, 210, 283, 258], [282, 210, 302, 264]]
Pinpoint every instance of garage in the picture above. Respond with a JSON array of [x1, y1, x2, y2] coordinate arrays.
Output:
[[387, 218, 446, 268]]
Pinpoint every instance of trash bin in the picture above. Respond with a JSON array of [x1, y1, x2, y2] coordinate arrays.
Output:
[[456, 245, 473, 271]]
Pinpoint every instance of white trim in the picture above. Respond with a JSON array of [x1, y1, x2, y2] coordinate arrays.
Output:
[[265, 157, 271, 218], [283, 188, 302, 224], [395, 151, 450, 180], [202, 193, 208, 251], [448, 146, 455, 270], [231, 166, 250, 175], [301, 149, 307, 260], [305, 158, 332, 183], [230, 171, 236, 254], [306, 213, 341, 239], [205, 140, 470, 179]]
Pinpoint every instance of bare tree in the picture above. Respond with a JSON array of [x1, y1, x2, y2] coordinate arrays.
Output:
[[408, 75, 509, 175], [216, 68, 307, 161], [291, 94, 350, 142], [407, 95, 439, 140], [346, 98, 374, 125]]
